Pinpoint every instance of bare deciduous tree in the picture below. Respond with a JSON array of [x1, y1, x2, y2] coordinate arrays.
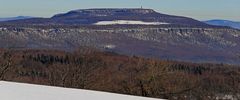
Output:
[[0, 52, 12, 80]]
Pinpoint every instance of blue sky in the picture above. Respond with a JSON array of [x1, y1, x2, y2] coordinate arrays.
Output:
[[0, 0, 239, 21]]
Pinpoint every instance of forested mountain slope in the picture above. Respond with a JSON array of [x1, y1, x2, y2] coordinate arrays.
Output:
[[1, 49, 240, 100]]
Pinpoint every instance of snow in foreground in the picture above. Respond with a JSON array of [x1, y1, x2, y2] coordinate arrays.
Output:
[[0, 81, 162, 100], [94, 20, 170, 25]]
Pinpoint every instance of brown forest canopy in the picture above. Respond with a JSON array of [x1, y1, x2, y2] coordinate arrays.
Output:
[[0, 48, 240, 100]]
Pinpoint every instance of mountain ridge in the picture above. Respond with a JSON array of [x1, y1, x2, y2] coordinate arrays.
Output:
[[0, 8, 239, 64], [204, 19, 240, 29], [0, 16, 33, 22], [1, 8, 210, 27]]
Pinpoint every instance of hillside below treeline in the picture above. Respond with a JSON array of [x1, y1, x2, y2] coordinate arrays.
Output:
[[0, 48, 240, 100], [0, 24, 239, 64]]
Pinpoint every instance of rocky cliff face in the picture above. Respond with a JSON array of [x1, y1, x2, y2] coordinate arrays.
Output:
[[1, 26, 240, 64]]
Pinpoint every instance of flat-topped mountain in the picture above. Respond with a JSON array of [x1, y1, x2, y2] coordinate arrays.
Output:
[[0, 8, 239, 64], [53, 8, 156, 17], [2, 8, 209, 27]]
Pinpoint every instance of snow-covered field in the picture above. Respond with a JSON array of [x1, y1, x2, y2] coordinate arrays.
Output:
[[0, 81, 162, 100], [94, 20, 170, 25]]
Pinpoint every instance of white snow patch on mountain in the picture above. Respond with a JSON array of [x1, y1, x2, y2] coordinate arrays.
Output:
[[104, 44, 116, 49], [94, 20, 170, 25], [0, 81, 162, 100]]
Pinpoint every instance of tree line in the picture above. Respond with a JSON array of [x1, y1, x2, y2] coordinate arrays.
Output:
[[0, 48, 240, 100]]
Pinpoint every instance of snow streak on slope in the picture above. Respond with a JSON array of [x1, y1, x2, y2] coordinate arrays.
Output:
[[94, 20, 170, 25], [0, 81, 162, 100]]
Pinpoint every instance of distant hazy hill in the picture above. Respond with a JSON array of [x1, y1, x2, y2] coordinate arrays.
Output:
[[0, 16, 33, 22], [204, 20, 240, 29]]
